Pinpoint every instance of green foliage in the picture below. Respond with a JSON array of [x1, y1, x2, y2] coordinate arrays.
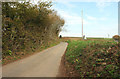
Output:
[[6, 50, 12, 56], [2, 1, 65, 57], [93, 64, 96, 67], [65, 39, 119, 77]]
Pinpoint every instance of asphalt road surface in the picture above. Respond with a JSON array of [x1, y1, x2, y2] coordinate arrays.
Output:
[[2, 42, 68, 77]]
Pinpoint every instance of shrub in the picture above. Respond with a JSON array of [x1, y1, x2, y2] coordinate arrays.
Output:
[[112, 35, 120, 41], [2, 1, 65, 56]]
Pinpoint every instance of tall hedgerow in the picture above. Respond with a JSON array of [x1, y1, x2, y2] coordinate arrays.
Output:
[[2, 1, 65, 57]]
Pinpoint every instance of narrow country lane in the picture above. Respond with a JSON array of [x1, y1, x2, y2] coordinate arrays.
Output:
[[2, 42, 68, 77]]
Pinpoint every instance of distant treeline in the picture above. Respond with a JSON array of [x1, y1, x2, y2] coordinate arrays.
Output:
[[2, 1, 65, 56]]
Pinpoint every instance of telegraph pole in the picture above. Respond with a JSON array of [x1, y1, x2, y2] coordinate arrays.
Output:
[[108, 34, 109, 38], [81, 10, 83, 38]]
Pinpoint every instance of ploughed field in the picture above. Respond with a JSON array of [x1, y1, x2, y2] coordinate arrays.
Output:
[[64, 38, 120, 77]]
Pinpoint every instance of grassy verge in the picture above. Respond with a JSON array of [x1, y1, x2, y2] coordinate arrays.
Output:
[[2, 39, 62, 65], [65, 39, 120, 77]]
